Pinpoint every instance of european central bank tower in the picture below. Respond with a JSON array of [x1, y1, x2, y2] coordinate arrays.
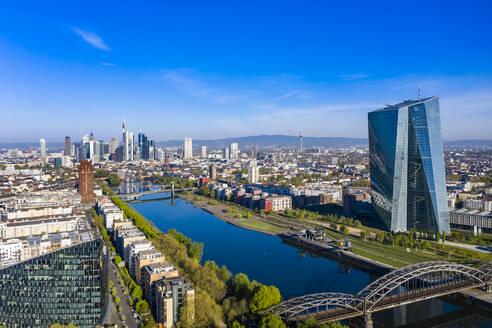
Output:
[[368, 97, 450, 233]]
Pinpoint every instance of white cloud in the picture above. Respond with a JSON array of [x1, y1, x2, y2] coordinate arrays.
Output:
[[100, 62, 116, 66], [72, 27, 110, 51], [270, 90, 300, 102], [339, 73, 369, 81]]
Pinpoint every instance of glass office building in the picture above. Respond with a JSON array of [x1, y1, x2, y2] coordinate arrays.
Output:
[[0, 238, 108, 328], [368, 97, 450, 233]]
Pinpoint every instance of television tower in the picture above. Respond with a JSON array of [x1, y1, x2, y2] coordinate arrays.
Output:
[[299, 129, 303, 153]]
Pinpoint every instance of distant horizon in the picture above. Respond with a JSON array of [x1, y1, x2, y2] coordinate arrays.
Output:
[[2, 134, 492, 146]]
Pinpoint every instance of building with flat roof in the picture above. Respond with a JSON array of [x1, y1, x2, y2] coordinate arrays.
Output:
[[0, 236, 108, 328], [142, 261, 179, 311], [155, 277, 194, 327], [135, 248, 166, 284], [368, 97, 450, 233], [449, 208, 492, 233]]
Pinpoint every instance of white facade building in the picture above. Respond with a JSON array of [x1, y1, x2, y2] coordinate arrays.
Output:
[[184, 138, 193, 159], [40, 139, 47, 163], [201, 146, 207, 158], [248, 160, 259, 184], [229, 143, 239, 159]]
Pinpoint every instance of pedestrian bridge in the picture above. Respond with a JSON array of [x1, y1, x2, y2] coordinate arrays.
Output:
[[264, 261, 492, 326]]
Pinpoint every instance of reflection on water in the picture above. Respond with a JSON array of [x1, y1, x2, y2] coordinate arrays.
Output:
[[131, 193, 492, 327]]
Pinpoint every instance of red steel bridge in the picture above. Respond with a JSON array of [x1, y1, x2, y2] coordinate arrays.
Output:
[[264, 261, 492, 327]]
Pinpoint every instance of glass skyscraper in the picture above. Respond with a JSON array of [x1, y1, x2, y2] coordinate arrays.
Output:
[[368, 97, 450, 233], [0, 238, 108, 328]]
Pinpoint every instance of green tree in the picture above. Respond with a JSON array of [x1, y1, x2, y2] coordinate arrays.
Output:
[[231, 273, 251, 299], [132, 285, 143, 300], [114, 256, 122, 265], [176, 294, 195, 328], [260, 314, 286, 328], [136, 299, 149, 313], [108, 173, 121, 187], [249, 285, 281, 313], [230, 320, 245, 328], [114, 296, 120, 304]]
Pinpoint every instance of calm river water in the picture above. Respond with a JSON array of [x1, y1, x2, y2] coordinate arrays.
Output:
[[131, 192, 491, 327]]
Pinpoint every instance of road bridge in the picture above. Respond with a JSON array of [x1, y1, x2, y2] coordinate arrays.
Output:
[[264, 261, 492, 327]]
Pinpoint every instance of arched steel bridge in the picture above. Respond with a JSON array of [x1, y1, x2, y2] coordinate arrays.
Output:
[[264, 261, 492, 325]]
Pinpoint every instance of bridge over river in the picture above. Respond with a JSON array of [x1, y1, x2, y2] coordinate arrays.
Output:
[[264, 261, 492, 327], [111, 183, 196, 199]]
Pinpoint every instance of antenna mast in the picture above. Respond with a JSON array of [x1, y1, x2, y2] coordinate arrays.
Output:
[[418, 85, 422, 101], [299, 129, 304, 153]]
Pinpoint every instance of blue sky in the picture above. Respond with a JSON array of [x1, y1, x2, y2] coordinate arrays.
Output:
[[1, 1, 492, 142]]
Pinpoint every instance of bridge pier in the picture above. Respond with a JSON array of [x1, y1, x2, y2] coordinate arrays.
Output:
[[364, 313, 373, 328]]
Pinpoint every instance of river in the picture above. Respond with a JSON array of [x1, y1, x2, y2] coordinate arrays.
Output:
[[130, 192, 491, 327]]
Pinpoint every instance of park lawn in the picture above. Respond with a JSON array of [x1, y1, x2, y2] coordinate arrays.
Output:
[[240, 219, 285, 233]]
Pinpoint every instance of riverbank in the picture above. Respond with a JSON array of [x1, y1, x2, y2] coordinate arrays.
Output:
[[179, 194, 288, 237]]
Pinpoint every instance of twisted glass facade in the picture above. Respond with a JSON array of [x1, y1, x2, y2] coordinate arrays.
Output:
[[0, 239, 107, 328], [368, 97, 450, 233]]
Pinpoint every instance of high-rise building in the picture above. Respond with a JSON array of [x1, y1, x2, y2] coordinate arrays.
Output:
[[78, 160, 94, 204], [109, 137, 118, 154], [39, 138, 47, 163], [99, 140, 105, 160], [223, 147, 229, 160], [64, 136, 72, 156], [368, 97, 450, 233], [123, 122, 134, 161], [184, 138, 193, 159], [0, 238, 108, 327], [138, 132, 150, 160], [229, 142, 239, 159], [248, 160, 259, 184], [201, 146, 207, 158], [209, 164, 217, 180]]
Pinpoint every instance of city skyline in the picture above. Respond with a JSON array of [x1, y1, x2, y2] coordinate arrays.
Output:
[[1, 1, 492, 142]]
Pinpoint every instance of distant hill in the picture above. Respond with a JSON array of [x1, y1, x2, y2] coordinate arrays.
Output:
[[443, 140, 492, 147], [157, 135, 368, 149]]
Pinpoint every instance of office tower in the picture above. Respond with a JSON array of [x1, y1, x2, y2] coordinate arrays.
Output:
[[368, 97, 450, 233], [109, 137, 119, 154], [114, 146, 124, 162], [103, 142, 109, 155], [223, 147, 229, 160], [64, 136, 72, 156], [252, 145, 258, 158], [129, 132, 135, 161], [229, 142, 239, 159], [99, 140, 105, 160], [89, 132, 94, 141], [79, 160, 94, 204], [248, 160, 259, 184], [138, 132, 149, 160], [201, 146, 207, 158], [39, 138, 47, 163], [89, 140, 98, 161], [0, 238, 108, 327], [184, 138, 193, 159], [122, 122, 134, 161], [209, 164, 217, 180]]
